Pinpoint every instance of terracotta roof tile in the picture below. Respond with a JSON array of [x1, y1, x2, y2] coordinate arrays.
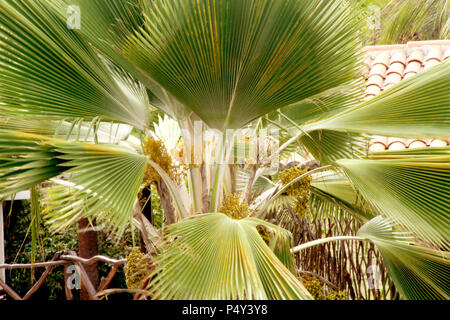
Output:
[[363, 40, 450, 152], [388, 141, 407, 151], [403, 72, 417, 80], [369, 143, 387, 152], [385, 73, 402, 86], [373, 51, 391, 67], [368, 63, 388, 78], [404, 60, 422, 75], [387, 62, 405, 76], [407, 50, 425, 64], [390, 51, 407, 65], [366, 74, 385, 87], [444, 47, 450, 60], [424, 58, 441, 69], [425, 47, 443, 61], [365, 84, 382, 96], [409, 140, 428, 149], [370, 136, 388, 144], [430, 139, 448, 147]]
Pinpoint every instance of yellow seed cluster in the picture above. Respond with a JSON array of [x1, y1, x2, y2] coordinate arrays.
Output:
[[125, 248, 152, 290], [300, 275, 347, 300], [279, 166, 312, 217], [219, 193, 251, 220], [142, 136, 177, 186], [327, 290, 348, 300]]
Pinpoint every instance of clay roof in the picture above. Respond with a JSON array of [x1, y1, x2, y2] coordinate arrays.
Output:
[[362, 40, 450, 152]]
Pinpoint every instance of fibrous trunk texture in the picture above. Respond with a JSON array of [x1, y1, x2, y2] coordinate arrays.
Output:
[[157, 180, 177, 225], [77, 218, 99, 300]]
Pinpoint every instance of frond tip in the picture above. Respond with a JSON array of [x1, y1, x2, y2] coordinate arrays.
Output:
[[337, 150, 450, 250], [148, 213, 312, 300], [358, 217, 450, 300]]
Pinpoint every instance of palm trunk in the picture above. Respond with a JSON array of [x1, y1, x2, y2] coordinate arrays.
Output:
[[156, 180, 178, 225], [77, 218, 99, 300]]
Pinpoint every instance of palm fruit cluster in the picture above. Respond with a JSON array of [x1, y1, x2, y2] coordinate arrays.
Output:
[[125, 248, 152, 290], [279, 166, 312, 217], [142, 136, 176, 186], [327, 290, 348, 300], [300, 275, 347, 300], [219, 193, 251, 220], [218, 194, 272, 244]]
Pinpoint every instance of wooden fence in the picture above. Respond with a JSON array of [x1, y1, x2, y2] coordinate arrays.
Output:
[[294, 217, 397, 300], [0, 252, 129, 300]]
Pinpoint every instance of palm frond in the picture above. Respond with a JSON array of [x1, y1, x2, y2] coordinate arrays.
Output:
[[252, 175, 277, 196], [312, 171, 359, 205], [300, 130, 369, 165], [309, 192, 353, 221], [337, 148, 450, 249], [357, 216, 450, 300], [277, 79, 365, 126], [0, 130, 147, 233], [0, 116, 132, 143], [0, 0, 148, 128], [49, 0, 174, 114], [310, 171, 376, 221], [50, 0, 143, 57], [149, 115, 181, 153], [0, 131, 66, 196], [42, 182, 106, 232], [307, 61, 450, 138], [148, 213, 312, 300], [123, 0, 363, 129], [53, 143, 148, 232]]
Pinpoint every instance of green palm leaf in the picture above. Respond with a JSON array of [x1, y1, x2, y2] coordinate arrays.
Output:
[[337, 148, 450, 249], [123, 0, 363, 129], [49, 0, 173, 114], [0, 131, 65, 196], [0, 130, 147, 232], [300, 130, 369, 165], [357, 216, 450, 300], [148, 213, 312, 300], [312, 171, 359, 205], [308, 61, 450, 138], [0, 0, 148, 128], [0, 116, 133, 144], [50, 0, 143, 61], [277, 79, 365, 126], [310, 171, 376, 221], [42, 182, 105, 232], [52, 143, 147, 232]]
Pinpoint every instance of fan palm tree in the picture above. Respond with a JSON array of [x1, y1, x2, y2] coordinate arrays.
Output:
[[0, 0, 449, 300]]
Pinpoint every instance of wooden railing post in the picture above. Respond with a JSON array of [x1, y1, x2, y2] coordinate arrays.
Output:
[[77, 218, 99, 300], [0, 253, 126, 300]]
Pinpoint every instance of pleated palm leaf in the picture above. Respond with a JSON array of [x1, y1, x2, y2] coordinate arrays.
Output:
[[0, 0, 449, 300]]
